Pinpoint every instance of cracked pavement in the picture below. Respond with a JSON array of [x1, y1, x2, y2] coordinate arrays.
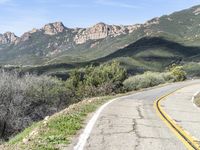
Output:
[[70, 80, 200, 150]]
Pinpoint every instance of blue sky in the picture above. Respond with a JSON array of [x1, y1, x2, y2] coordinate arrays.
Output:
[[0, 0, 200, 36]]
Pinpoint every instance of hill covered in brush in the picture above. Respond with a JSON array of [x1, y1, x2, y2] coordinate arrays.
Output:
[[1, 5, 200, 75]]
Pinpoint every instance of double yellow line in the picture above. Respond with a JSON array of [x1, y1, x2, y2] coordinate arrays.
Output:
[[154, 89, 200, 150]]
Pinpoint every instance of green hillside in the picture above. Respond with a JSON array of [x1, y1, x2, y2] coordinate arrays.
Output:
[[1, 5, 200, 76]]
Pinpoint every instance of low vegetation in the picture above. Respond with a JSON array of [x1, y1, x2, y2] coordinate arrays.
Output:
[[0, 62, 187, 149], [0, 61, 126, 140], [66, 61, 127, 98], [4, 96, 117, 150], [183, 62, 200, 77], [123, 72, 173, 91], [0, 71, 70, 140], [123, 65, 186, 91]]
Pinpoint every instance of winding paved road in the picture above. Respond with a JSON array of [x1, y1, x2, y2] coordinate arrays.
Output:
[[70, 80, 200, 150]]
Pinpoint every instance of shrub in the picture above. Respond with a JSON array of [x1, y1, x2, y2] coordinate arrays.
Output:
[[83, 61, 126, 86], [123, 71, 175, 91], [1, 62, 186, 140], [183, 62, 200, 77], [169, 65, 186, 81], [0, 71, 72, 139], [66, 61, 127, 98]]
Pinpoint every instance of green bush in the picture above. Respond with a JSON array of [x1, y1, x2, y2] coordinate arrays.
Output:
[[169, 65, 186, 81], [66, 61, 127, 98], [123, 71, 175, 91], [2, 62, 187, 140], [83, 61, 126, 86], [183, 62, 200, 77]]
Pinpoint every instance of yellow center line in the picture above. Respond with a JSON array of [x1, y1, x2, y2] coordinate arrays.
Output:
[[154, 87, 200, 150]]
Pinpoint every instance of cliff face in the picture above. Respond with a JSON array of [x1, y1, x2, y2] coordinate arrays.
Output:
[[0, 22, 140, 46], [0, 32, 19, 45], [42, 22, 66, 35], [74, 23, 141, 44], [0, 22, 141, 64]]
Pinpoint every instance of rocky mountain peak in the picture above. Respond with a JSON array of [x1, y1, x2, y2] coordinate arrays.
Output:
[[144, 17, 160, 27], [74, 22, 139, 44], [193, 7, 200, 15], [0, 32, 18, 44], [29, 28, 40, 34], [42, 22, 66, 35], [92, 22, 107, 27], [90, 22, 109, 33]]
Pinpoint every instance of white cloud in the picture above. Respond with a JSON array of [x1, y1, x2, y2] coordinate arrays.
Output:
[[95, 0, 138, 8]]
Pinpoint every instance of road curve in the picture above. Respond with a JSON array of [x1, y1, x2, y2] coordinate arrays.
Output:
[[159, 84, 200, 150], [70, 80, 200, 150]]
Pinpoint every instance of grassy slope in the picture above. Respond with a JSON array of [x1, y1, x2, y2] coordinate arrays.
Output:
[[1, 5, 200, 67], [2, 6, 200, 76], [49, 5, 200, 66], [17, 36, 200, 77]]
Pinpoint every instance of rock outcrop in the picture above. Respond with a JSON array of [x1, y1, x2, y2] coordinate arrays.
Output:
[[193, 7, 200, 15], [144, 17, 160, 27], [42, 22, 66, 35], [0, 32, 19, 45], [0, 22, 141, 46], [74, 22, 140, 44], [1, 3, 199, 65]]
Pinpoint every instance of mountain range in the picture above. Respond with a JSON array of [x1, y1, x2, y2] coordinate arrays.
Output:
[[1, 5, 200, 74]]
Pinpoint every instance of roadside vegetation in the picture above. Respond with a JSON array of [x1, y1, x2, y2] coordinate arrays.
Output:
[[123, 65, 186, 91], [5, 95, 118, 150], [183, 62, 200, 77], [0, 71, 68, 140], [0, 62, 187, 150], [0, 61, 126, 140]]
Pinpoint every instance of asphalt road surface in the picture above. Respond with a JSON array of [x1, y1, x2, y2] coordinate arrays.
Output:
[[71, 80, 200, 150]]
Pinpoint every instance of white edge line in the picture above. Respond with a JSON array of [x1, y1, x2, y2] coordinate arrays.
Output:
[[191, 91, 200, 109], [73, 97, 119, 150]]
